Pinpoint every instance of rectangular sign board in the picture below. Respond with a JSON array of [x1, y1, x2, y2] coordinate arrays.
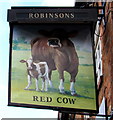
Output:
[[8, 7, 98, 113], [7, 7, 97, 23]]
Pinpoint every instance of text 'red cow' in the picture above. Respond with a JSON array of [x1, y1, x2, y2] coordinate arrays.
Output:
[[31, 29, 79, 96]]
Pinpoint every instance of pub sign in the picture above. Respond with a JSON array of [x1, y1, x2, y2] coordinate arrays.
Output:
[[7, 7, 98, 113]]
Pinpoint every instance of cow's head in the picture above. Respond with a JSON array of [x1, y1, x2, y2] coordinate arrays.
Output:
[[47, 38, 62, 48], [38, 29, 77, 48]]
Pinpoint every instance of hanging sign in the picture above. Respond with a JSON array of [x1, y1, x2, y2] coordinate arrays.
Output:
[[8, 7, 98, 113]]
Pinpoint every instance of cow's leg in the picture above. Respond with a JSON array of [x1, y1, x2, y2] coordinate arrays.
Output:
[[24, 75, 32, 90], [35, 78, 40, 91], [48, 70, 53, 88], [70, 73, 77, 96], [58, 71, 65, 94]]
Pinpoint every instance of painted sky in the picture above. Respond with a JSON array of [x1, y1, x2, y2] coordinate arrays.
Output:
[[0, 0, 75, 119]]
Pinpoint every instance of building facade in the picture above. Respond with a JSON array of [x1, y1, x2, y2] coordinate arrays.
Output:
[[95, 1, 113, 119], [58, 1, 113, 120]]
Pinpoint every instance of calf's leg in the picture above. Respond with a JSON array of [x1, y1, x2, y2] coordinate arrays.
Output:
[[44, 76, 49, 91], [35, 78, 40, 91], [24, 75, 32, 90], [41, 78, 45, 92]]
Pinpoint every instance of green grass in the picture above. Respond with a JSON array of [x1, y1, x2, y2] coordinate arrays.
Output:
[[10, 47, 97, 111]]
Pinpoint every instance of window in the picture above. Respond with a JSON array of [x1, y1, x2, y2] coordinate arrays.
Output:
[[96, 97, 106, 120], [95, 37, 103, 84], [94, 21, 103, 84]]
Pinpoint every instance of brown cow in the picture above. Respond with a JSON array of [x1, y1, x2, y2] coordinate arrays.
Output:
[[31, 29, 79, 96]]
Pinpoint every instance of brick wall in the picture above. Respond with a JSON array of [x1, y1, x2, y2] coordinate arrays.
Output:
[[98, 2, 113, 115]]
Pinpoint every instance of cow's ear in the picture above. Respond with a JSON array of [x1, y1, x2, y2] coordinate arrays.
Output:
[[68, 30, 78, 38], [38, 30, 50, 37], [20, 60, 26, 63]]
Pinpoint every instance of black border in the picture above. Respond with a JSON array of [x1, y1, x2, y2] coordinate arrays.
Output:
[[7, 7, 98, 23], [8, 23, 13, 107], [8, 7, 99, 113]]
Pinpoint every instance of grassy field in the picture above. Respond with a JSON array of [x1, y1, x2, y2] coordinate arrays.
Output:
[[10, 43, 97, 111]]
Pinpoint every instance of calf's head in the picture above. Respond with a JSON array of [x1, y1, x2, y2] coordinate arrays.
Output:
[[20, 58, 33, 70]]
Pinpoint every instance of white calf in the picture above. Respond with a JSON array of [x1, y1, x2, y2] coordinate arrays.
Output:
[[20, 58, 52, 91]]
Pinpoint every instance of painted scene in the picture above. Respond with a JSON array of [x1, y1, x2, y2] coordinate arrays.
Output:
[[10, 24, 97, 111]]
